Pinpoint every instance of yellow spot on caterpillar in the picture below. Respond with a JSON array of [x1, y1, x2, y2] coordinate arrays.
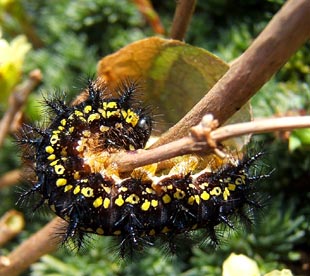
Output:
[[194, 195, 201, 204], [149, 229, 156, 236], [78, 116, 86, 122], [98, 108, 106, 118], [125, 109, 139, 127], [103, 197, 110, 209], [189, 184, 196, 189], [125, 194, 140, 204], [236, 175, 246, 185], [199, 182, 209, 189], [69, 127, 74, 133], [58, 126, 64, 131], [162, 194, 171, 204], [73, 171, 80, 180], [81, 187, 94, 197], [228, 183, 236, 191], [161, 226, 170, 233], [151, 199, 158, 208], [60, 119, 67, 126], [93, 196, 103, 208], [107, 110, 120, 118], [74, 110, 84, 117], [200, 191, 210, 201], [100, 125, 109, 132], [210, 187, 222, 196], [121, 109, 127, 118], [56, 178, 67, 187], [50, 160, 59, 167], [47, 154, 56, 160], [73, 185, 80, 194], [64, 185, 73, 192], [82, 130, 91, 137], [146, 187, 155, 194], [129, 144, 135, 151], [115, 122, 123, 129], [52, 130, 60, 134], [188, 196, 195, 205], [141, 200, 150, 211], [167, 184, 173, 190], [173, 188, 186, 199], [223, 187, 230, 201], [50, 134, 59, 145], [54, 164, 65, 175], [87, 113, 100, 123], [115, 195, 124, 206], [96, 228, 104, 235], [103, 186, 111, 194], [61, 147, 67, 157], [119, 186, 128, 192], [84, 105, 92, 113], [103, 101, 118, 109], [45, 146, 54, 154], [113, 230, 121, 235]]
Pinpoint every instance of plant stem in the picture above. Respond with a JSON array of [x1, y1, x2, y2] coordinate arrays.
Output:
[[170, 0, 196, 40], [0, 70, 42, 148], [0, 218, 63, 276], [154, 0, 310, 148], [113, 116, 310, 173]]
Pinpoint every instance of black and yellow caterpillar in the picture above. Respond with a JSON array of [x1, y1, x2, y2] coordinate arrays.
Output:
[[19, 79, 266, 256]]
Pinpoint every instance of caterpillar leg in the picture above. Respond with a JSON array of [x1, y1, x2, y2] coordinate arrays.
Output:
[[16, 180, 45, 212], [116, 205, 153, 257]]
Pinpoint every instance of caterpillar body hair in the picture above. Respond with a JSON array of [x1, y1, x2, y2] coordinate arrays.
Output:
[[18, 78, 268, 256]]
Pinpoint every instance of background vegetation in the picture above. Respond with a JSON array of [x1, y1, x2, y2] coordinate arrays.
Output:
[[0, 0, 309, 275]]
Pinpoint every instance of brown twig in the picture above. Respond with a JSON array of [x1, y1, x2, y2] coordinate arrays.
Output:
[[133, 0, 165, 35], [0, 69, 42, 147], [0, 217, 63, 276], [170, 0, 196, 40], [0, 169, 21, 189], [112, 115, 310, 173], [154, 0, 310, 148], [0, 210, 25, 247]]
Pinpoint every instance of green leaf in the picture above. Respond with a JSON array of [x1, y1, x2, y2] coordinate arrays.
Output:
[[98, 37, 229, 128], [289, 128, 310, 151]]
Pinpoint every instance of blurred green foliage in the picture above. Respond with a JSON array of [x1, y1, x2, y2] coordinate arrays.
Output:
[[0, 0, 309, 275]]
